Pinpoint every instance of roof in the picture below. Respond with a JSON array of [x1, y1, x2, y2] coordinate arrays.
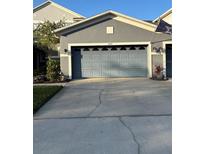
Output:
[[143, 20, 154, 24], [153, 8, 172, 23], [33, 0, 85, 18], [55, 10, 157, 34]]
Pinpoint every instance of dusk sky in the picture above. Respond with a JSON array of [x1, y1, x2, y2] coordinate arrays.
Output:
[[33, 0, 172, 20]]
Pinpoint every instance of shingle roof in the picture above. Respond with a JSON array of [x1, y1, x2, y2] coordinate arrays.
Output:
[[153, 8, 172, 23], [55, 10, 157, 34]]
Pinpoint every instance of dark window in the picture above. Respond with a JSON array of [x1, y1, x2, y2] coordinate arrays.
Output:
[[83, 48, 90, 51], [111, 47, 117, 50], [120, 47, 127, 50], [129, 46, 136, 50], [139, 46, 145, 50], [92, 47, 99, 51], [102, 47, 108, 51]]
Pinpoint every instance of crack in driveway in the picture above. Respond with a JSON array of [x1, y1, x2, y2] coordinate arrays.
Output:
[[68, 87, 102, 90], [34, 114, 172, 120], [87, 89, 104, 117], [119, 117, 140, 154]]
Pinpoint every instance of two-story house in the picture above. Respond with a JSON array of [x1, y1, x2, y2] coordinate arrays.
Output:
[[33, 0, 85, 71]]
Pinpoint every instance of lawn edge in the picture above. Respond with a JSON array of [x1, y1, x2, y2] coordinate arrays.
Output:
[[33, 86, 63, 114]]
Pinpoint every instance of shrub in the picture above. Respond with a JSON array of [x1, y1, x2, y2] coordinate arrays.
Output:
[[154, 65, 163, 75], [153, 65, 164, 80], [46, 57, 60, 81]]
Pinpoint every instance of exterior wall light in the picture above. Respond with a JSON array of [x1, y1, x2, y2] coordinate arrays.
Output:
[[152, 47, 158, 53], [64, 49, 68, 53], [152, 47, 164, 53]]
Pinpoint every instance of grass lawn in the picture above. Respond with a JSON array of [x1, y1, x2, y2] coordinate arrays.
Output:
[[33, 86, 63, 113]]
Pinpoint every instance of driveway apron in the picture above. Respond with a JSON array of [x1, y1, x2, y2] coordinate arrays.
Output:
[[34, 78, 172, 154]]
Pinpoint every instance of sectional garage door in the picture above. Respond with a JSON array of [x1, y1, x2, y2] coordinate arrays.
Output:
[[72, 45, 148, 79]]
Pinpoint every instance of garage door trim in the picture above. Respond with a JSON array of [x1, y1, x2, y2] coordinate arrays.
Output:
[[67, 42, 152, 79]]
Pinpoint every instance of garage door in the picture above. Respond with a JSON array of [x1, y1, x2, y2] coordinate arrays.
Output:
[[72, 45, 147, 79]]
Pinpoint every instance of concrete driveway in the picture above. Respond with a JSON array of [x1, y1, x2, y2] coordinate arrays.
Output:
[[34, 78, 172, 154]]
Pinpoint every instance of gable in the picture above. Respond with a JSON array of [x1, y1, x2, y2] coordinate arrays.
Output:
[[113, 16, 156, 32], [161, 12, 172, 25], [153, 9, 172, 25], [33, 2, 84, 23], [61, 18, 170, 43], [55, 11, 157, 35]]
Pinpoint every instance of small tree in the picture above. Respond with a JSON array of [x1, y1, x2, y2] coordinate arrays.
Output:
[[46, 58, 60, 81], [33, 20, 66, 53]]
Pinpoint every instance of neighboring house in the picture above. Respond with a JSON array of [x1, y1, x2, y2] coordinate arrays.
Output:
[[55, 9, 172, 79], [153, 9, 172, 25], [33, 0, 85, 29], [33, 0, 85, 71], [153, 9, 172, 77]]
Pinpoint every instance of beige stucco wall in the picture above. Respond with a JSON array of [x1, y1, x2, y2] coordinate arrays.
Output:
[[33, 3, 79, 23], [162, 13, 172, 25], [33, 3, 85, 57]]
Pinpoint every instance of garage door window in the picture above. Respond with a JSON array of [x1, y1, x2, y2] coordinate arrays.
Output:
[[111, 47, 117, 50], [102, 47, 108, 51], [120, 47, 127, 50], [83, 48, 90, 51], [139, 46, 145, 50], [92, 47, 99, 51], [129, 46, 136, 50]]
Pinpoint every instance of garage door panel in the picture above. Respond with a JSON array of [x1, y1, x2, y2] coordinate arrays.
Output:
[[72, 46, 147, 78]]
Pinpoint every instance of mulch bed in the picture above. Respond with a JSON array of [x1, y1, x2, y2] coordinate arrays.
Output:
[[33, 80, 70, 84], [150, 77, 169, 81]]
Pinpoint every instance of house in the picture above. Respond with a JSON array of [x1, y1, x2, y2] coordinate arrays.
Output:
[[153, 9, 172, 25], [33, 0, 85, 29], [153, 9, 172, 77], [55, 9, 172, 79], [33, 0, 85, 71]]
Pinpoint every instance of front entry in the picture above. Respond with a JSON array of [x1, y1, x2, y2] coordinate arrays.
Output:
[[166, 44, 172, 77]]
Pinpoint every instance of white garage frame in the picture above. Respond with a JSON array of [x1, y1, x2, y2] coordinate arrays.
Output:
[[61, 42, 152, 79]]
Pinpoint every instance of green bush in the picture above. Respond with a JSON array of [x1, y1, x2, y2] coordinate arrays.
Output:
[[46, 57, 60, 81]]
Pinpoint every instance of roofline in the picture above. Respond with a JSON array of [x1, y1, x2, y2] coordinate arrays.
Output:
[[111, 11, 156, 27], [33, 0, 85, 18], [55, 10, 156, 33], [153, 8, 172, 23], [33, 0, 51, 12]]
